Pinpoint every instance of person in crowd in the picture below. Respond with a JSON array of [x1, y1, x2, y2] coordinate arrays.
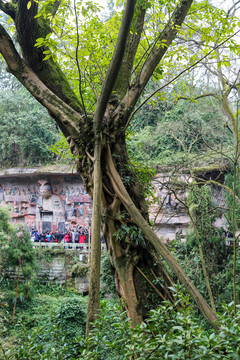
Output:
[[72, 229, 75, 243], [34, 231, 41, 242], [64, 232, 70, 243], [50, 231, 55, 242], [84, 229, 89, 243], [79, 232, 86, 243], [75, 230, 80, 243], [45, 231, 51, 242], [69, 230, 72, 243], [40, 231, 46, 242], [54, 230, 59, 243]]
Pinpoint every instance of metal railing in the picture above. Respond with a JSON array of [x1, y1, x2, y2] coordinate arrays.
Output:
[[32, 242, 106, 252]]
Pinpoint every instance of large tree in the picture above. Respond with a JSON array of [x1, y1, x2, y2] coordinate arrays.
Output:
[[0, 0, 231, 330]]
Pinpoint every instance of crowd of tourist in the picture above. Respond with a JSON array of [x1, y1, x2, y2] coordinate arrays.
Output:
[[31, 227, 90, 244]]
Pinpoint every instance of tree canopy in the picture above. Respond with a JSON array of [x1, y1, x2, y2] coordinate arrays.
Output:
[[0, 81, 60, 167], [0, 0, 240, 332]]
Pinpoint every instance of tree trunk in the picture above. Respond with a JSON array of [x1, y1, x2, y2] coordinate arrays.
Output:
[[0, 0, 219, 330], [86, 136, 102, 336], [189, 213, 216, 314], [104, 144, 218, 328]]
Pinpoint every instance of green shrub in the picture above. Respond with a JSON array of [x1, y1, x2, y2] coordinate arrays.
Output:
[[3, 296, 240, 359], [83, 300, 240, 360], [56, 296, 86, 338]]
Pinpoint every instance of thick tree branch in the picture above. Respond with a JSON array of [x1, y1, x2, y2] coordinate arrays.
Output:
[[93, 0, 136, 134], [0, 24, 82, 140], [113, 0, 194, 130], [113, 1, 146, 99], [12, 0, 83, 113], [106, 145, 218, 328]]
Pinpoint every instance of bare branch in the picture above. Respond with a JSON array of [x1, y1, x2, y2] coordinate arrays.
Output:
[[176, 93, 220, 102], [227, 0, 240, 16], [125, 29, 240, 129]]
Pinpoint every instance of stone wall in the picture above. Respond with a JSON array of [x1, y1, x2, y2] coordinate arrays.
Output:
[[5, 251, 91, 294]]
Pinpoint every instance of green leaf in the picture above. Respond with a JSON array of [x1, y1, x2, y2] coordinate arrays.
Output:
[[27, 1, 31, 10], [43, 54, 52, 61]]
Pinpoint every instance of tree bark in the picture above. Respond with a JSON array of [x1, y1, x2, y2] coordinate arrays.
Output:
[[86, 136, 102, 336], [105, 146, 218, 327]]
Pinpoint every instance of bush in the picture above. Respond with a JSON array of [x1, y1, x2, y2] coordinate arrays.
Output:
[[3, 296, 240, 359], [56, 296, 86, 338], [83, 298, 240, 359], [1, 295, 87, 360]]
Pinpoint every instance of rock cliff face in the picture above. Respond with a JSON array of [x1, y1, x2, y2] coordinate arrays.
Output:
[[0, 166, 92, 233], [149, 172, 191, 242], [0, 166, 229, 241], [150, 167, 228, 242]]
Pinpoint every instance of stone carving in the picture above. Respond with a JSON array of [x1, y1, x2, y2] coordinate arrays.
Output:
[[0, 173, 92, 233]]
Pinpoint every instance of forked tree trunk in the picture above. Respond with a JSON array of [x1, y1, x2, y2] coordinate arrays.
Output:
[[0, 0, 218, 330], [103, 144, 218, 328]]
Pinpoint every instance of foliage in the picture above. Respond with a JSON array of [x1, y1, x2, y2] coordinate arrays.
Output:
[[0, 205, 13, 245], [0, 282, 87, 360], [188, 184, 228, 266], [100, 252, 116, 297], [83, 297, 240, 360], [0, 85, 60, 168], [49, 133, 74, 164], [9, 322, 83, 360], [128, 146, 157, 204], [188, 184, 220, 243], [181, 184, 233, 305], [5, 231, 38, 301], [56, 296, 86, 338], [82, 300, 131, 360], [2, 280, 240, 360], [225, 171, 240, 229], [70, 263, 89, 278], [128, 89, 231, 166], [0, 207, 38, 301], [170, 239, 237, 308], [114, 223, 146, 247]]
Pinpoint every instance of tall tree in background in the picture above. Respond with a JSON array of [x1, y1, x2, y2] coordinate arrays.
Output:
[[1, 0, 237, 330]]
